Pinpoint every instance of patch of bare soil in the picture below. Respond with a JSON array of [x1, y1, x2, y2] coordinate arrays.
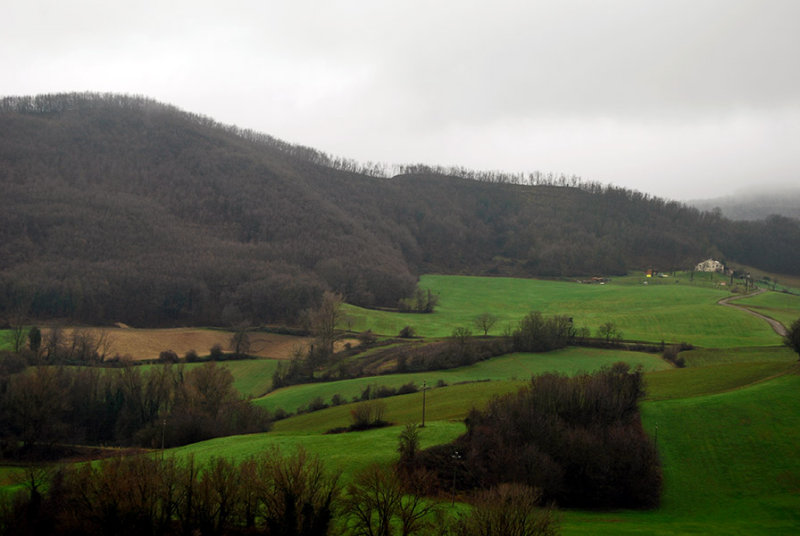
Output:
[[41, 327, 314, 361]]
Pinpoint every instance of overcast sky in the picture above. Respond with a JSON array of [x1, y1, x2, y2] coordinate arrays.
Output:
[[3, 0, 799, 200]]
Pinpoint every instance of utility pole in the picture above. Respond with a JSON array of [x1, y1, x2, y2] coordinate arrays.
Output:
[[451, 449, 462, 506], [421, 380, 428, 427], [161, 418, 167, 459]]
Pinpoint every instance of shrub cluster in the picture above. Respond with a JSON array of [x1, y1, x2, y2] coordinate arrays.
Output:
[[397, 287, 439, 313], [511, 312, 576, 352], [662, 342, 693, 367], [413, 364, 662, 509]]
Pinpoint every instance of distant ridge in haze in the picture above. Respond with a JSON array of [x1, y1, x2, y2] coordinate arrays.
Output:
[[690, 188, 800, 221], [1, 93, 799, 326]]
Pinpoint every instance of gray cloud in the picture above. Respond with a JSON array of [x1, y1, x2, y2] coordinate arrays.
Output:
[[3, 0, 799, 200]]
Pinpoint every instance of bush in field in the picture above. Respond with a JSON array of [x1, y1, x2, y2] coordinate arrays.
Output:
[[349, 400, 388, 430], [662, 343, 687, 367], [209, 343, 224, 360], [399, 325, 416, 338], [358, 329, 377, 345], [307, 396, 329, 412], [158, 349, 179, 363]]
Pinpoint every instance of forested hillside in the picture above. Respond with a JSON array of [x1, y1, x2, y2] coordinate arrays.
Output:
[[1, 93, 798, 326]]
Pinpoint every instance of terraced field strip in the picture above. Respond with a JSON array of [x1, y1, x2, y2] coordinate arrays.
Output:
[[272, 380, 527, 434], [254, 347, 671, 414]]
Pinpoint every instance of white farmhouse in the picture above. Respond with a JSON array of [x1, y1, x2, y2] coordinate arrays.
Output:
[[695, 258, 725, 273]]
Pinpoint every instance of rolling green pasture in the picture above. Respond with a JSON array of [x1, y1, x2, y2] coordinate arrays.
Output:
[[343, 275, 780, 347], [254, 347, 671, 414], [644, 361, 795, 400], [735, 290, 800, 329]]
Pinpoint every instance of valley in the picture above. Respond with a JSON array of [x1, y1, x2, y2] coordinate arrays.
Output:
[[2, 273, 799, 534]]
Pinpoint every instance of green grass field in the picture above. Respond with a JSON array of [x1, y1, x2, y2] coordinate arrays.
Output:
[[680, 345, 796, 367], [342, 275, 781, 347], [254, 347, 671, 414]]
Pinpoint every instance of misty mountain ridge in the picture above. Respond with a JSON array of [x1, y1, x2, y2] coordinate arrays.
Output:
[[1, 93, 799, 327], [689, 187, 800, 221]]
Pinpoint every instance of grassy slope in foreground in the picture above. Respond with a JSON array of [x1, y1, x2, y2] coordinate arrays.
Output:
[[563, 368, 800, 535], [343, 274, 780, 347], [254, 347, 671, 414]]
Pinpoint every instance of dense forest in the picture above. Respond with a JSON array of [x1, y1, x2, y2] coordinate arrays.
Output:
[[1, 93, 798, 327]]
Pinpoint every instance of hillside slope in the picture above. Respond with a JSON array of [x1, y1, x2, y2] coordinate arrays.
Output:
[[1, 93, 798, 326]]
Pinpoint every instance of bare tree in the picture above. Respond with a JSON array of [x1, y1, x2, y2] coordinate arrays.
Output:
[[309, 291, 343, 361], [344, 463, 440, 536], [450, 483, 558, 536], [230, 324, 251, 357], [473, 313, 498, 336]]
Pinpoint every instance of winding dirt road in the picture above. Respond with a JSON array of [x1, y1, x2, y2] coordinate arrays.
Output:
[[717, 288, 788, 337]]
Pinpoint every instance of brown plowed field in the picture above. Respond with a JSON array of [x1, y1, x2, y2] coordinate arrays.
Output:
[[43, 327, 311, 361]]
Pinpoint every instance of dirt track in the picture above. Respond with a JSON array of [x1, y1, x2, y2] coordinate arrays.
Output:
[[717, 289, 788, 337]]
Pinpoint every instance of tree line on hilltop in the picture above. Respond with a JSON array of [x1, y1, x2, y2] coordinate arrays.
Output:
[[1, 93, 799, 327]]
